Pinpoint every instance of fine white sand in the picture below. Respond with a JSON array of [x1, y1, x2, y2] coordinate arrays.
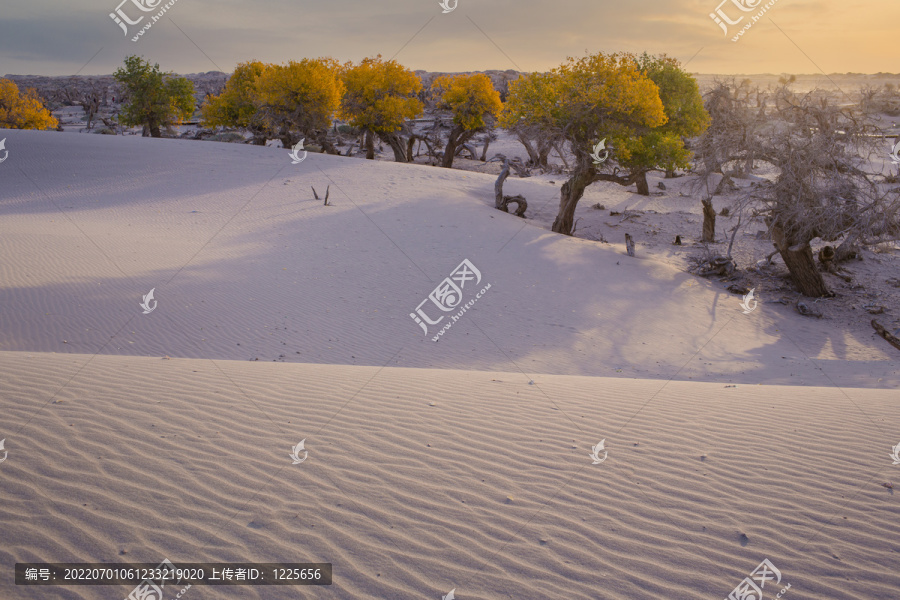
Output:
[[1, 129, 898, 599]]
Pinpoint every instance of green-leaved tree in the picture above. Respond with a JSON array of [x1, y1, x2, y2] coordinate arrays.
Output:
[[114, 55, 195, 137], [618, 53, 710, 195]]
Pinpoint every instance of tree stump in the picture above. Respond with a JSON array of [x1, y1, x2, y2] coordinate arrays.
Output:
[[701, 197, 716, 243], [625, 233, 635, 257]]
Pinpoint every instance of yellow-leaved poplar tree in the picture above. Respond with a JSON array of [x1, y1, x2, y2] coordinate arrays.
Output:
[[0, 78, 59, 130], [431, 73, 503, 168], [201, 60, 270, 144], [254, 58, 344, 153], [502, 52, 666, 234], [340, 56, 423, 162]]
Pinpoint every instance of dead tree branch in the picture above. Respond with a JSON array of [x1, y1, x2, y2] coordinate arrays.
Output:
[[494, 159, 527, 217]]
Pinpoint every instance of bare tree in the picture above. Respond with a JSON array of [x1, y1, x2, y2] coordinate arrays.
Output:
[[736, 86, 898, 296], [691, 79, 765, 242]]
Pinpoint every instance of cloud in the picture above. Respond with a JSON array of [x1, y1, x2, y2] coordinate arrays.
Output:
[[0, 0, 896, 76]]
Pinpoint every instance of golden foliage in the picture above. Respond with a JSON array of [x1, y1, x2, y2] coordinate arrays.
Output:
[[254, 58, 344, 135], [340, 55, 423, 133], [501, 52, 666, 141], [0, 78, 58, 130], [431, 73, 503, 131], [201, 60, 267, 129]]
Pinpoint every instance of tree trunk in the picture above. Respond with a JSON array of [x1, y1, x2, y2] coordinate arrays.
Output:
[[554, 141, 570, 170], [771, 222, 832, 297], [714, 173, 734, 195], [537, 138, 552, 169], [442, 124, 464, 168], [365, 129, 375, 160], [552, 160, 595, 235], [380, 132, 407, 162], [625, 233, 636, 257], [317, 136, 341, 155], [480, 137, 490, 161], [495, 160, 511, 209], [149, 122, 161, 138], [494, 159, 528, 217], [418, 136, 436, 162], [517, 134, 540, 166], [407, 136, 416, 162], [701, 197, 716, 243], [456, 143, 478, 159], [635, 171, 650, 196], [872, 320, 900, 352]]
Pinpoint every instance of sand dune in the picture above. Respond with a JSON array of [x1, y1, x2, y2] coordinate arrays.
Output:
[[0, 130, 895, 386], [1, 130, 898, 599], [2, 351, 899, 599]]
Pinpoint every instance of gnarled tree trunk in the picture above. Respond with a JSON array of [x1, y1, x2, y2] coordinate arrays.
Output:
[[380, 132, 408, 162], [517, 133, 540, 166], [537, 138, 552, 169], [480, 136, 491, 161], [442, 124, 477, 168], [278, 129, 296, 151], [771, 222, 831, 297], [552, 156, 595, 235], [442, 124, 463, 167], [315, 134, 341, 155], [494, 159, 527, 217]]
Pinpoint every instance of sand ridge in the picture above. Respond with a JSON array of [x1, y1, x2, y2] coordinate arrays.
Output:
[[1, 351, 899, 599]]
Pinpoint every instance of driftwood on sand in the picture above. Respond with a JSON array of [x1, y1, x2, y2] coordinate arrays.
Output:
[[494, 158, 527, 218], [871, 320, 900, 352]]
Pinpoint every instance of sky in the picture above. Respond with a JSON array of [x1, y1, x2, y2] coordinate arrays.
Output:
[[0, 0, 897, 77]]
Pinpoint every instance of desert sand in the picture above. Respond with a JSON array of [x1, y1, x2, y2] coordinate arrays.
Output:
[[1, 129, 899, 599]]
